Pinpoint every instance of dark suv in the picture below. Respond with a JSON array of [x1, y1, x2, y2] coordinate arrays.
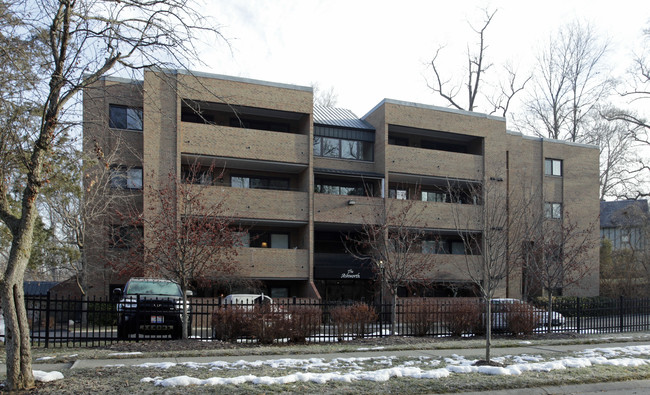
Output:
[[114, 278, 192, 339]]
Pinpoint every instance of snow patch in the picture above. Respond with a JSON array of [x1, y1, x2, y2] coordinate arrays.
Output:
[[33, 370, 64, 382]]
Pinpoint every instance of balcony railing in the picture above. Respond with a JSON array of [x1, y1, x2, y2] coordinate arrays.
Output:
[[235, 247, 309, 279], [181, 123, 309, 165], [388, 145, 483, 180], [189, 185, 309, 222]]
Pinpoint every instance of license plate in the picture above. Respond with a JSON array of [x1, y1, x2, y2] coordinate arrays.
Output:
[[151, 316, 164, 324]]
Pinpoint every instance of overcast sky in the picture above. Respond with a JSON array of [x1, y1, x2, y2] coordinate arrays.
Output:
[[196, 0, 650, 122]]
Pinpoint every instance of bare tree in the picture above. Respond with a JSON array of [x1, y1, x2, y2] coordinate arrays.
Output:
[[110, 164, 241, 339], [602, 26, 650, 198], [522, 211, 598, 332], [42, 132, 140, 298], [312, 82, 339, 107], [582, 113, 638, 200], [347, 197, 440, 336], [447, 173, 530, 363], [520, 20, 614, 142], [0, 0, 224, 389], [427, 8, 528, 115]]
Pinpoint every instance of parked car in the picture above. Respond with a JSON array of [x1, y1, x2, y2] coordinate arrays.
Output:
[[114, 278, 192, 339], [223, 293, 273, 307], [490, 298, 565, 330]]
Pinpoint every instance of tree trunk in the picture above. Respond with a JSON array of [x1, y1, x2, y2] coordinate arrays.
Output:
[[547, 291, 554, 334], [485, 298, 492, 362], [391, 291, 398, 336], [182, 293, 189, 340], [1, 250, 35, 390]]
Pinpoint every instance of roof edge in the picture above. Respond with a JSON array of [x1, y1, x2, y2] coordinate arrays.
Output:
[[363, 99, 506, 122], [153, 68, 313, 92]]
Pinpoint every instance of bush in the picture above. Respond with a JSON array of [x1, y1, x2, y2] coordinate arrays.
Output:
[[246, 304, 293, 344], [402, 300, 439, 336], [330, 303, 378, 340], [443, 300, 481, 337], [504, 303, 538, 336], [211, 305, 254, 341], [285, 305, 322, 343]]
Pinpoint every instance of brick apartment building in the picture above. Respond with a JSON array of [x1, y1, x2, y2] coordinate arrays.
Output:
[[82, 69, 600, 300]]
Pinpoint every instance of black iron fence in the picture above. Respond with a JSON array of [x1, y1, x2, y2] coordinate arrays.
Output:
[[18, 294, 650, 348]]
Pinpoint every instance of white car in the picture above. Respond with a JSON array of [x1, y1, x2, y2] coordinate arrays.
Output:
[[223, 294, 273, 306], [490, 298, 565, 330]]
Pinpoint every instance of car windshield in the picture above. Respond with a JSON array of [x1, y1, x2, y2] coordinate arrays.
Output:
[[125, 280, 182, 296]]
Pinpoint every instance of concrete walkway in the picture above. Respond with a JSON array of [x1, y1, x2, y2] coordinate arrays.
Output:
[[62, 340, 650, 369], [5, 340, 650, 394]]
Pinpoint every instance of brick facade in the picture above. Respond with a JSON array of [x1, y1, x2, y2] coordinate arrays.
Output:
[[83, 70, 600, 300]]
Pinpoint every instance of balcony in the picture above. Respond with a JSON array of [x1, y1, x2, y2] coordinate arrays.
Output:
[[235, 248, 309, 279], [189, 185, 309, 222], [388, 199, 482, 231], [419, 253, 482, 281], [314, 194, 383, 225], [387, 145, 483, 181], [180, 123, 309, 165]]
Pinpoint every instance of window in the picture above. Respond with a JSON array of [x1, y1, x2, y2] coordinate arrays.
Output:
[[230, 118, 290, 133], [313, 126, 374, 162], [313, 136, 373, 161], [109, 105, 143, 131], [388, 135, 409, 146], [250, 231, 290, 249], [314, 179, 371, 196], [109, 225, 142, 249], [233, 232, 250, 247], [110, 167, 143, 189], [451, 241, 466, 255], [544, 158, 562, 176], [544, 202, 562, 219], [389, 187, 408, 200], [422, 240, 448, 254], [422, 191, 446, 202], [181, 166, 213, 185], [230, 175, 290, 191]]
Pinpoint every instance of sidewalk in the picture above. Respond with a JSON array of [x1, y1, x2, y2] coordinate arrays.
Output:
[[12, 339, 642, 371], [5, 340, 650, 393]]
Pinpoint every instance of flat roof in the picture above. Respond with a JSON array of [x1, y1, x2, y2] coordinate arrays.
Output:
[[363, 98, 506, 122], [159, 68, 313, 92]]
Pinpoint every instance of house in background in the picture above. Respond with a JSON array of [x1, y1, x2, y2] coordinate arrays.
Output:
[[600, 200, 649, 251], [81, 69, 601, 300]]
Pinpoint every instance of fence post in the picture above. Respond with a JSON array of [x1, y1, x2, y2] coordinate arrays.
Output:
[[135, 294, 140, 342], [44, 292, 51, 349], [576, 296, 581, 334], [379, 299, 383, 338], [619, 295, 624, 333]]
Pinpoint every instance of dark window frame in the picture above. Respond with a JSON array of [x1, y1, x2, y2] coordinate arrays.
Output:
[[545, 158, 563, 177], [109, 104, 143, 131], [109, 225, 143, 249], [313, 136, 374, 162], [249, 231, 291, 249], [314, 178, 374, 197], [230, 174, 291, 191], [109, 166, 143, 190], [544, 202, 563, 219]]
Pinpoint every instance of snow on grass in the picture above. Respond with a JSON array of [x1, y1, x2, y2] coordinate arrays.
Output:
[[108, 351, 143, 356], [33, 370, 64, 382], [133, 344, 650, 388], [36, 356, 56, 361]]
